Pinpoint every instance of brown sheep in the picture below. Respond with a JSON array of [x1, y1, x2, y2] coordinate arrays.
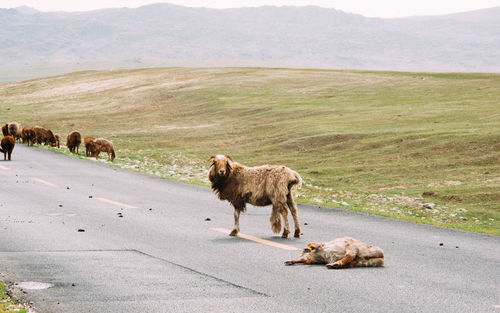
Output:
[[285, 237, 384, 269], [84, 136, 95, 157], [2, 124, 9, 136], [208, 155, 302, 238], [32, 126, 57, 146], [89, 138, 116, 162], [0, 136, 15, 160], [54, 133, 61, 148], [8, 122, 21, 141], [21, 127, 35, 146], [66, 131, 82, 153]]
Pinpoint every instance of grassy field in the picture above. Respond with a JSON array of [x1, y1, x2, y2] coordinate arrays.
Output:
[[1, 67, 498, 234]]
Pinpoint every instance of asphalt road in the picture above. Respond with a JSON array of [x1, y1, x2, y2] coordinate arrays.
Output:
[[1, 144, 499, 313]]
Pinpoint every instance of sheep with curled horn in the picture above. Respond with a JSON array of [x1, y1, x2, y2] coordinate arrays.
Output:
[[208, 155, 303, 238]]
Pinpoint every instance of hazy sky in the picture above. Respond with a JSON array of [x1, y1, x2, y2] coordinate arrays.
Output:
[[2, 0, 500, 17]]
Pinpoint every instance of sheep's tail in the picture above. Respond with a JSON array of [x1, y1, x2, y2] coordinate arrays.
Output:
[[111, 149, 116, 161], [270, 207, 282, 234], [0, 147, 4, 153], [288, 170, 303, 191]]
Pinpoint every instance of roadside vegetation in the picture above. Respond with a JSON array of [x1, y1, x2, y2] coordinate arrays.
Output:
[[0, 281, 28, 313], [1, 67, 498, 234]]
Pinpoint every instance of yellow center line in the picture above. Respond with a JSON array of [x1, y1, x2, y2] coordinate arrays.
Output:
[[210, 228, 300, 251], [32, 177, 57, 187], [0, 164, 9, 170], [95, 197, 138, 209]]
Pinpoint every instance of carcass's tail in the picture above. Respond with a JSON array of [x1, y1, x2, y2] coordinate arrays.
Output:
[[270, 207, 282, 234]]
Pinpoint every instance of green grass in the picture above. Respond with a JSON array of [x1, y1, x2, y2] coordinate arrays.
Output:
[[0, 282, 28, 313], [1, 67, 499, 234]]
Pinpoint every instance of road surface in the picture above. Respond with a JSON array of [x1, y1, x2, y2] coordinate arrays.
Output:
[[1, 144, 499, 312]]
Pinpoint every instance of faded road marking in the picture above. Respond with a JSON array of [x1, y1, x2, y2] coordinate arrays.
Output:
[[210, 228, 300, 251], [32, 177, 57, 187], [494, 305, 500, 309], [0, 164, 10, 170], [95, 197, 138, 209]]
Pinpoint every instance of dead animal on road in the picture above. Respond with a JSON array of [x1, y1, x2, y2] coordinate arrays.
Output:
[[208, 154, 302, 238], [8, 122, 21, 141], [285, 237, 384, 269], [84, 136, 95, 156], [0, 135, 15, 160], [66, 130, 82, 154], [89, 138, 115, 162]]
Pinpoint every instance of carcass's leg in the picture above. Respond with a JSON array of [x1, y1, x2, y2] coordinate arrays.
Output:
[[287, 193, 301, 238], [284, 258, 311, 266]]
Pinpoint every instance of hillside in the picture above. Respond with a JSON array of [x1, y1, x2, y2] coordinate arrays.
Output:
[[1, 3, 499, 78], [1, 67, 498, 234]]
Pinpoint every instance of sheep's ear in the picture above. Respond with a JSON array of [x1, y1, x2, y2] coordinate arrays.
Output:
[[225, 155, 233, 161], [208, 155, 215, 162]]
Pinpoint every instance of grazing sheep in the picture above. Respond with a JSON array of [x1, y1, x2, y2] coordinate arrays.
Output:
[[21, 127, 35, 146], [84, 136, 95, 157], [2, 124, 9, 136], [54, 133, 61, 148], [90, 138, 115, 162], [208, 155, 302, 238], [285, 237, 384, 269], [8, 122, 21, 141], [32, 126, 57, 146], [0, 136, 15, 160], [66, 131, 81, 153]]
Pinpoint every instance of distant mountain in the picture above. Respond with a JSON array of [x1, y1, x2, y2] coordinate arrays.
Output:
[[1, 3, 499, 72]]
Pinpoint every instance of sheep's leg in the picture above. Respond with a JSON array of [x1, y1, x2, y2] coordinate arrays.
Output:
[[280, 205, 290, 238], [230, 208, 241, 236], [270, 205, 282, 234], [287, 193, 301, 238]]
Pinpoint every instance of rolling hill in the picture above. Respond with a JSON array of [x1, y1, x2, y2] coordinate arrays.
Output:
[[1, 3, 499, 79]]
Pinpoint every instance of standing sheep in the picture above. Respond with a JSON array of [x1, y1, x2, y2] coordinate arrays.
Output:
[[89, 138, 115, 162], [84, 136, 95, 157], [32, 126, 57, 146], [66, 131, 81, 154], [54, 133, 61, 148], [2, 124, 9, 136], [8, 122, 21, 141], [21, 127, 35, 146], [208, 155, 302, 238], [0, 136, 15, 160]]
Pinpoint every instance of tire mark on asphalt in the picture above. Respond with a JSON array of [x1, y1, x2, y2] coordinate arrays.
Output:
[[132, 249, 269, 297]]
